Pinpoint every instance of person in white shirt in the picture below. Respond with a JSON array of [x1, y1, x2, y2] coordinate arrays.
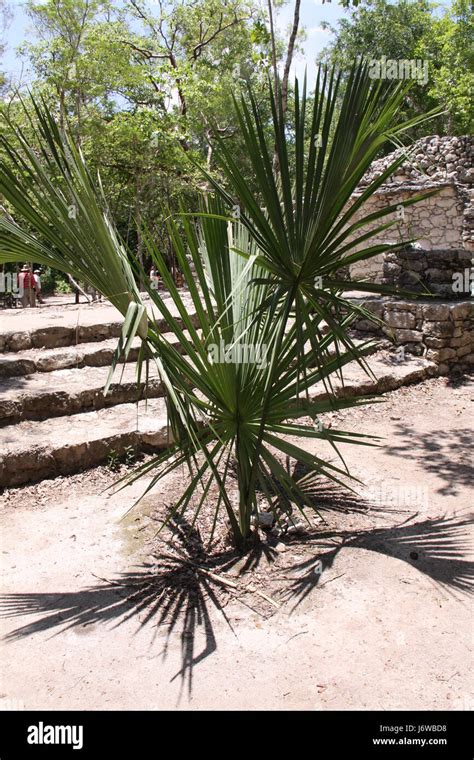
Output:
[[33, 269, 45, 304]]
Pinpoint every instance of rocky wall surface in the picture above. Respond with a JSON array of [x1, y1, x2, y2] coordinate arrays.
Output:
[[348, 135, 474, 284], [348, 182, 465, 282], [381, 245, 473, 299], [352, 298, 474, 375], [359, 135, 474, 188]]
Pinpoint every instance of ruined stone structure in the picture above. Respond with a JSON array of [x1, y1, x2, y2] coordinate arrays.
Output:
[[348, 135, 474, 371]]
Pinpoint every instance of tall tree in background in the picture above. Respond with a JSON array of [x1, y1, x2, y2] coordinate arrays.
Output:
[[318, 0, 473, 135], [0, 0, 12, 90], [8, 0, 274, 268]]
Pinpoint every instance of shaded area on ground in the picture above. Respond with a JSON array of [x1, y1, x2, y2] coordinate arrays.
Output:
[[385, 425, 473, 496], [1, 512, 472, 695]]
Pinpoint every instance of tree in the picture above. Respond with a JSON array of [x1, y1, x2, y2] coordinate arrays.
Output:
[[423, 0, 473, 134], [0, 67, 438, 547], [318, 0, 472, 135], [0, 0, 12, 90], [11, 0, 275, 272]]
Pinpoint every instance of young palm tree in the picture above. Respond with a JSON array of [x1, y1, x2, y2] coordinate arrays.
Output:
[[0, 64, 437, 549]]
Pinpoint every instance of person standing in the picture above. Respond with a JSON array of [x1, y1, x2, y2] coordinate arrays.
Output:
[[33, 269, 45, 304], [149, 265, 160, 291], [18, 264, 36, 308]]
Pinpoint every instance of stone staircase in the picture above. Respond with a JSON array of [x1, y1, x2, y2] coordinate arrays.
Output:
[[0, 297, 439, 489]]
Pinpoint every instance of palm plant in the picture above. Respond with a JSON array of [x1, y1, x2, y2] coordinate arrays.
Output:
[[0, 64, 437, 549]]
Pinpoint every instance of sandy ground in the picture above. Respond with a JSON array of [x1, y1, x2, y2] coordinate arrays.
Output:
[[0, 377, 472, 711]]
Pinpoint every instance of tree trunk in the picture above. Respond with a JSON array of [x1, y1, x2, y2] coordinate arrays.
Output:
[[135, 173, 144, 290], [281, 0, 301, 116]]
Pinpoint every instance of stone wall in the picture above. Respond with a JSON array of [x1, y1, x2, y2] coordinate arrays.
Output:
[[359, 135, 474, 189], [381, 245, 472, 299], [352, 298, 474, 374], [348, 182, 466, 282], [347, 135, 474, 284]]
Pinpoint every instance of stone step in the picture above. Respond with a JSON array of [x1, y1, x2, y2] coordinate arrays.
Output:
[[0, 351, 438, 488], [0, 362, 164, 425], [0, 304, 198, 354], [0, 335, 378, 423], [0, 398, 171, 488], [0, 333, 185, 378], [307, 350, 438, 401]]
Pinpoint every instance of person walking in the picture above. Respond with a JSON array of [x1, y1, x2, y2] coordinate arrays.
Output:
[[33, 269, 45, 304], [18, 264, 36, 308]]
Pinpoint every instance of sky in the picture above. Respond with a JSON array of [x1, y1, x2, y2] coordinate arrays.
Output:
[[1, 0, 350, 87]]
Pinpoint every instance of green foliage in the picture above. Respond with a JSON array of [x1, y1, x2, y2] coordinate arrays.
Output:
[[7, 0, 274, 268], [319, 0, 473, 135], [123, 446, 137, 466], [107, 449, 120, 472], [38, 267, 70, 294], [423, 0, 474, 134], [0, 67, 438, 548], [53, 276, 72, 294], [106, 445, 138, 471]]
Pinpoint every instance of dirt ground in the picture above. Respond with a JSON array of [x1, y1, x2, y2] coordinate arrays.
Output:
[[0, 376, 472, 711]]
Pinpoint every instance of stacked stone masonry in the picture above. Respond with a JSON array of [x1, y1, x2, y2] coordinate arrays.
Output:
[[353, 299, 474, 373], [381, 246, 472, 298], [348, 135, 474, 284]]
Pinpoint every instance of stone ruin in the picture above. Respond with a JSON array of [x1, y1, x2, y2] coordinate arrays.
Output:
[[346, 135, 474, 373]]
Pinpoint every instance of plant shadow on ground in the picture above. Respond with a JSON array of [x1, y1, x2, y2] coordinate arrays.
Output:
[[385, 424, 473, 496], [1, 487, 472, 698]]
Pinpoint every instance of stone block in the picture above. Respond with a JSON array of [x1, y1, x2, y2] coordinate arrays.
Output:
[[423, 321, 454, 337], [421, 304, 450, 321], [426, 347, 456, 362], [8, 332, 32, 351], [449, 333, 472, 348], [449, 302, 473, 320], [394, 329, 423, 343], [31, 326, 75, 349], [383, 310, 416, 329], [424, 336, 449, 349], [456, 344, 472, 358]]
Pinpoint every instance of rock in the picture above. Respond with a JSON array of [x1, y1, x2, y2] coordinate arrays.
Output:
[[383, 310, 416, 329], [393, 329, 423, 343], [425, 268, 449, 283], [423, 321, 454, 337], [354, 319, 380, 332], [36, 350, 81, 372], [449, 303, 473, 320], [450, 333, 472, 348], [0, 358, 36, 378], [426, 347, 456, 362], [31, 327, 75, 349], [287, 521, 307, 535], [8, 332, 32, 351], [404, 343, 424, 356], [422, 304, 450, 321], [456, 344, 472, 358], [253, 511, 274, 529], [424, 336, 449, 349]]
